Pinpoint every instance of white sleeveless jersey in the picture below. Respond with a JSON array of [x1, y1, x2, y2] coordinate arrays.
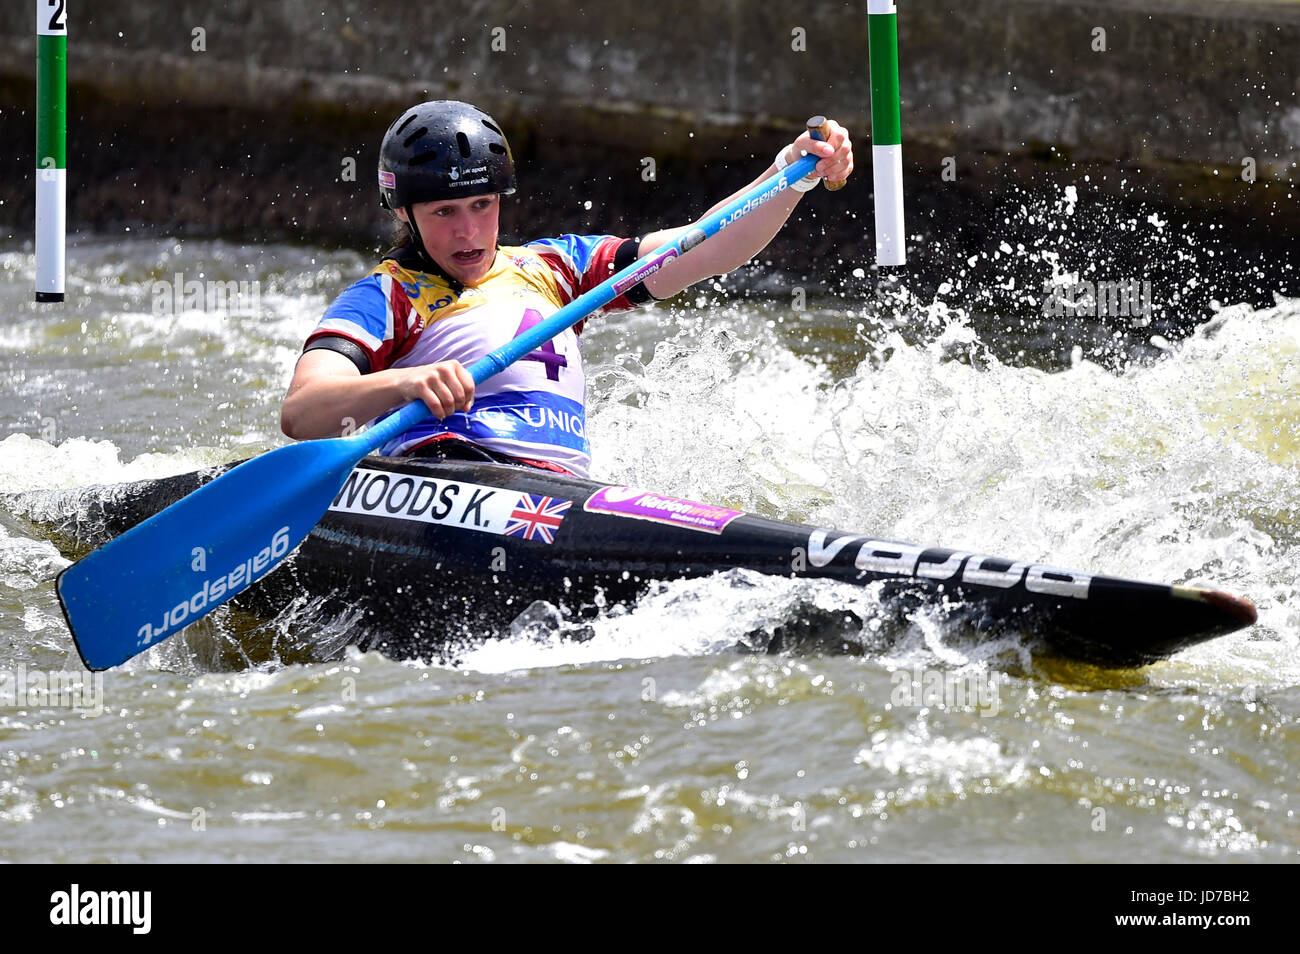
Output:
[[305, 236, 647, 477], [385, 294, 589, 473]]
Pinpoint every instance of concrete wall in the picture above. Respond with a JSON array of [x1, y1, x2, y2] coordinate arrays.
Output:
[[1, 0, 1296, 244], [902, 0, 1299, 223]]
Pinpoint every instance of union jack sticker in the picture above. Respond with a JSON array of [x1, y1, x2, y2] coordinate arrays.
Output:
[[504, 494, 571, 544]]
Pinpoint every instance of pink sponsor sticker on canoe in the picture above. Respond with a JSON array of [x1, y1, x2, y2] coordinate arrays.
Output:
[[584, 486, 743, 534]]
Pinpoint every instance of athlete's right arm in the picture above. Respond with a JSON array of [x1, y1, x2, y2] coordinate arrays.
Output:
[[280, 349, 475, 440]]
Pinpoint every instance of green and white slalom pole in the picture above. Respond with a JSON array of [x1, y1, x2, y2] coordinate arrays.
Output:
[[36, 0, 67, 302], [868, 0, 904, 266]]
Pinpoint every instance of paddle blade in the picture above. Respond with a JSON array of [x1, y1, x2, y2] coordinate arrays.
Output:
[[56, 438, 364, 671]]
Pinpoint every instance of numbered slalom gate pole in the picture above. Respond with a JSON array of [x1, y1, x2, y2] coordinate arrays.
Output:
[[36, 0, 68, 302], [868, 0, 904, 266]]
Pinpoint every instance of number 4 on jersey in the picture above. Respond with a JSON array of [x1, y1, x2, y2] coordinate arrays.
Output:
[[515, 308, 568, 381]]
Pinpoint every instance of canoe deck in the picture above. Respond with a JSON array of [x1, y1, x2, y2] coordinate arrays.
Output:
[[16, 455, 1257, 669]]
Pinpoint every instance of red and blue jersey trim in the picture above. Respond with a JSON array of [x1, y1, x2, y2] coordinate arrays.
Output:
[[524, 234, 627, 304], [303, 272, 421, 372]]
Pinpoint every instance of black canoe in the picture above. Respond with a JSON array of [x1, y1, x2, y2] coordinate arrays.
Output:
[[20, 455, 1257, 668]]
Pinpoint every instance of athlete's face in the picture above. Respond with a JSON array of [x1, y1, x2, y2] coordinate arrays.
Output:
[[405, 193, 501, 285]]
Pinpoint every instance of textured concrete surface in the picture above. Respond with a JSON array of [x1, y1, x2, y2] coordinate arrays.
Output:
[[0, 0, 1296, 249]]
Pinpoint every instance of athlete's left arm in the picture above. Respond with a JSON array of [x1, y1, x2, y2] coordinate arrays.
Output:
[[639, 120, 853, 300]]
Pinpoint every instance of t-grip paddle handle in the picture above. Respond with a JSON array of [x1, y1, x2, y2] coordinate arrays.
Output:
[[807, 116, 846, 191]]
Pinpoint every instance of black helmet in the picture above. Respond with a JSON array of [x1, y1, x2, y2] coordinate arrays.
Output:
[[378, 100, 516, 209]]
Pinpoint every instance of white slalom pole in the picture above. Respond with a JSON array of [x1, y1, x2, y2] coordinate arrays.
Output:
[[36, 0, 67, 302], [868, 0, 905, 266]]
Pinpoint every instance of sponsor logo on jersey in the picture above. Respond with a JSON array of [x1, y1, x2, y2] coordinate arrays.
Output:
[[474, 404, 585, 441]]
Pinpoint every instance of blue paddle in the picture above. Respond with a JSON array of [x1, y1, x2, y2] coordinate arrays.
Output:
[[57, 147, 826, 670]]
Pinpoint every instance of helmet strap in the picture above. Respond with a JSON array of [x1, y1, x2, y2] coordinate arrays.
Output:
[[403, 205, 465, 294]]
